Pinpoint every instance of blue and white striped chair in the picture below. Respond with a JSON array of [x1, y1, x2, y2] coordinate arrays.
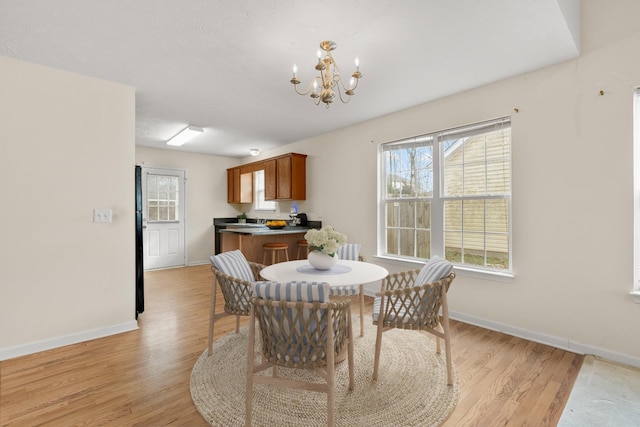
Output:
[[208, 250, 265, 356], [372, 256, 456, 384], [246, 281, 354, 427], [332, 243, 366, 336]]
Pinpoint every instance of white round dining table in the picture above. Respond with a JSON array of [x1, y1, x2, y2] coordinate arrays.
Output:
[[260, 259, 388, 287]]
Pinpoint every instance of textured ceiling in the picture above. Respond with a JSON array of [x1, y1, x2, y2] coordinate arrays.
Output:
[[0, 0, 580, 158]]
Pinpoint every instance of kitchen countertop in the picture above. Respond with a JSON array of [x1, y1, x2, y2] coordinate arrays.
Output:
[[220, 226, 311, 236]]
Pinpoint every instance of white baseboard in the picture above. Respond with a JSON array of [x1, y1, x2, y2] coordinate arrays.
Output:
[[0, 321, 139, 361], [188, 259, 210, 267], [449, 311, 640, 369], [364, 288, 640, 368]]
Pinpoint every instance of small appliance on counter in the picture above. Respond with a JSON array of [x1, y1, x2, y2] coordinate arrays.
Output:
[[288, 212, 308, 226], [296, 213, 308, 226]]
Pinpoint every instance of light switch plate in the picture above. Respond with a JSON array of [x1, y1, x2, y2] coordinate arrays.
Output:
[[93, 208, 112, 223]]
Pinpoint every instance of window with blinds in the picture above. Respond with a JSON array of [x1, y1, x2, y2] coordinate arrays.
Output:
[[380, 117, 512, 272]]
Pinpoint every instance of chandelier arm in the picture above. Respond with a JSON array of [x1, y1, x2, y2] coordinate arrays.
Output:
[[292, 77, 322, 96], [335, 82, 352, 104]]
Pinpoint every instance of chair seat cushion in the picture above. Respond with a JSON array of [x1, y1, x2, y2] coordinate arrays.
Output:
[[210, 250, 254, 282], [330, 285, 360, 296], [414, 256, 453, 286]]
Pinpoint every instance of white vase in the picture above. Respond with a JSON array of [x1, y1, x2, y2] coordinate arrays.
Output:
[[307, 250, 337, 270]]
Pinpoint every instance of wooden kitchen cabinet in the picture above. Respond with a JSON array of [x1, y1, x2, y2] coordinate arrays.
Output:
[[264, 159, 277, 200], [227, 168, 241, 203], [227, 153, 306, 203], [265, 153, 307, 201], [227, 167, 254, 203]]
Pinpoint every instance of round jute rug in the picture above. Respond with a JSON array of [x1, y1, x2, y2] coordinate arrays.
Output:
[[190, 317, 460, 427]]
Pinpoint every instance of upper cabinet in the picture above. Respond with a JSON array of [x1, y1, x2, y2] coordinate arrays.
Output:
[[264, 153, 307, 201], [227, 168, 240, 203], [227, 153, 307, 203], [227, 168, 254, 204]]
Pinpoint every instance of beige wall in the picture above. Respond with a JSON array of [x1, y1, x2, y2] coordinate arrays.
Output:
[[249, 0, 640, 365], [3, 0, 640, 366], [135, 147, 239, 264], [0, 58, 136, 357]]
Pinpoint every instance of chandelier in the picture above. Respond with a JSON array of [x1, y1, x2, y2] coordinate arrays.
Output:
[[290, 40, 362, 108]]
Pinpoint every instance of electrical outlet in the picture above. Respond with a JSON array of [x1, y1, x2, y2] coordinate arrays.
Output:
[[93, 208, 112, 223]]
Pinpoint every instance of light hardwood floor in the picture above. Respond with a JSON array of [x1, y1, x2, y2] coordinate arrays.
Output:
[[0, 264, 583, 426]]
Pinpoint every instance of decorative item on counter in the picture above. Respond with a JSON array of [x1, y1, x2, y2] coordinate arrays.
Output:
[[266, 220, 287, 229], [304, 226, 347, 270], [237, 212, 247, 224]]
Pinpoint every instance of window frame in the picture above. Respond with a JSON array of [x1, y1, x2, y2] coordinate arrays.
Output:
[[378, 117, 513, 276]]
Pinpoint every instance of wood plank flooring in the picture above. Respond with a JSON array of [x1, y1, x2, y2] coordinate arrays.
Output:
[[0, 264, 583, 426]]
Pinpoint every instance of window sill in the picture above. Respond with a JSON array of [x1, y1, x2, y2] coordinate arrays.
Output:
[[630, 291, 640, 304], [371, 255, 515, 283]]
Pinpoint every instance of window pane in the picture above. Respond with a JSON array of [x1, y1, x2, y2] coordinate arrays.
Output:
[[384, 144, 433, 198], [147, 174, 179, 222], [386, 202, 399, 227], [399, 201, 415, 228], [416, 229, 431, 259], [463, 200, 485, 233], [445, 231, 462, 263], [399, 229, 415, 257], [486, 199, 509, 233], [416, 201, 431, 229], [444, 200, 462, 230], [386, 228, 399, 255]]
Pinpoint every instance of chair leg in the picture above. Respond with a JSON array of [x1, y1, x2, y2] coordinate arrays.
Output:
[[235, 314, 241, 333], [347, 311, 355, 390], [359, 284, 364, 337], [245, 308, 256, 427], [441, 288, 453, 386], [372, 317, 385, 380], [208, 278, 218, 356], [327, 307, 336, 427]]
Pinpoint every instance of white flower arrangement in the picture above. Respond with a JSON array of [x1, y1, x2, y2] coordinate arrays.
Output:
[[304, 225, 347, 256]]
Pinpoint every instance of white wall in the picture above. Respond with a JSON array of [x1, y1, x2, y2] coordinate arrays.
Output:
[[0, 58, 136, 359], [135, 147, 239, 265], [250, 0, 640, 366]]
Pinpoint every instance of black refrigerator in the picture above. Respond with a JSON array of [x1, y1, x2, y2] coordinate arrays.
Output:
[[135, 165, 145, 318]]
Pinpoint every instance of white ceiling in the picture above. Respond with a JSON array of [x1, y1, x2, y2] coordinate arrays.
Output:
[[0, 0, 580, 158]]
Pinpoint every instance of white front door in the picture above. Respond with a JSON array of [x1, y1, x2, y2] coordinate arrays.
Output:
[[141, 167, 186, 270]]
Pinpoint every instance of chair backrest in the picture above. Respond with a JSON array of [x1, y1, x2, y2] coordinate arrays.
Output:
[[381, 272, 455, 329], [414, 255, 453, 286], [251, 281, 350, 367], [337, 243, 361, 261], [210, 250, 259, 314], [210, 250, 254, 282]]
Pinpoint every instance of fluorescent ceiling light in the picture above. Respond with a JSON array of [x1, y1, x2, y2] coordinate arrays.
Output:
[[167, 125, 203, 146]]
